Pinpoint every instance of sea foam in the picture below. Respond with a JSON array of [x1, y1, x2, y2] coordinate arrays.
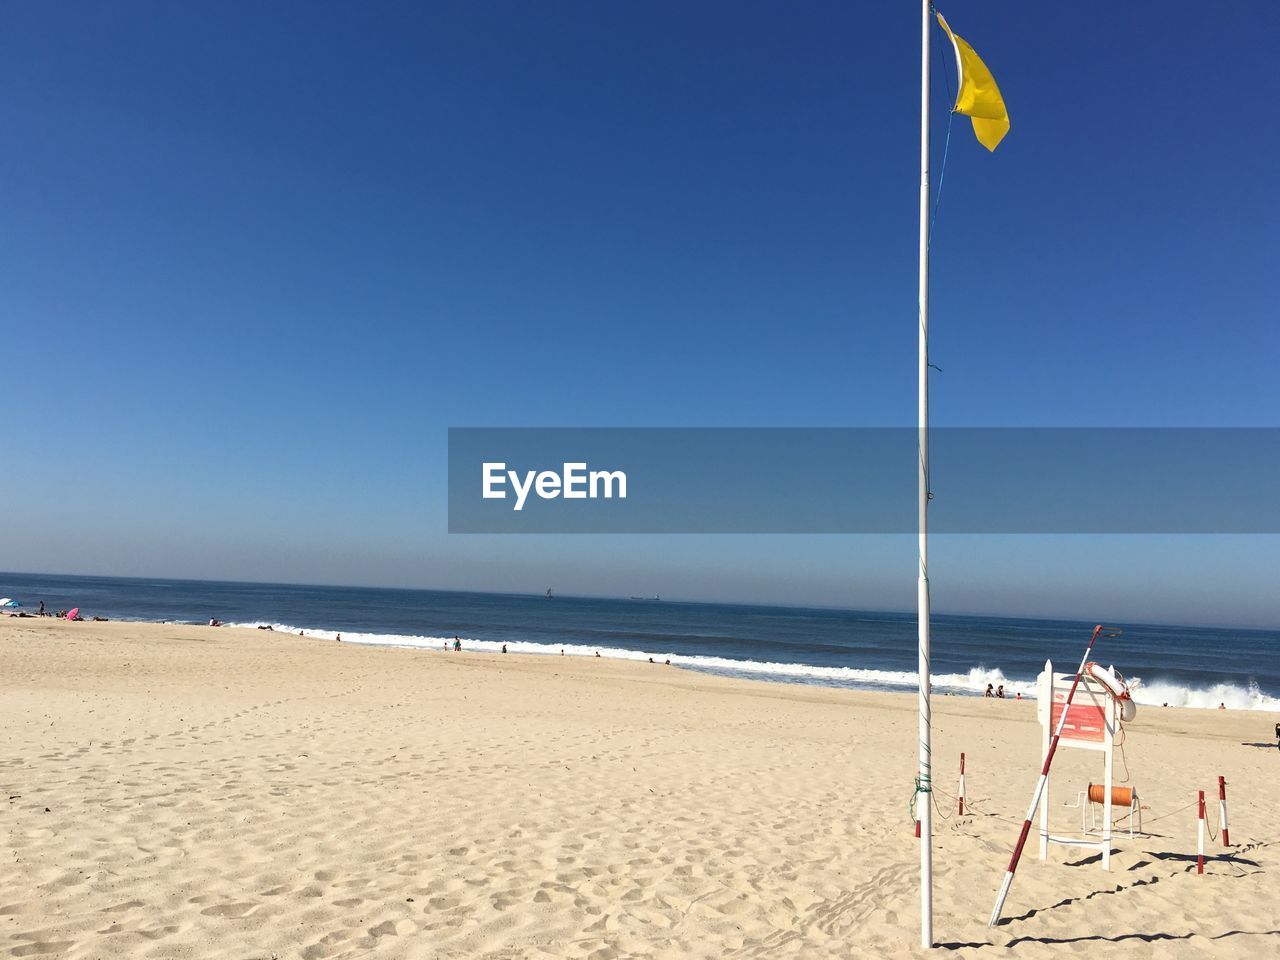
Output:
[[226, 622, 1280, 712]]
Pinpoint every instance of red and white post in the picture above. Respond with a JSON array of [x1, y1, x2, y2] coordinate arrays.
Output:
[[1218, 776, 1230, 847], [1197, 790, 1206, 874], [958, 753, 967, 816]]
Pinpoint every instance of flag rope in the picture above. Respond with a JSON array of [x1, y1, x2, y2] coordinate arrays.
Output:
[[928, 6, 956, 252], [909, 774, 933, 823]]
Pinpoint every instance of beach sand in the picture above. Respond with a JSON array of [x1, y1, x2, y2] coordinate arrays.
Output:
[[2, 618, 1276, 959]]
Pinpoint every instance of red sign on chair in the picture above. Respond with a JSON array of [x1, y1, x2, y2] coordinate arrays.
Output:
[[1050, 699, 1106, 743]]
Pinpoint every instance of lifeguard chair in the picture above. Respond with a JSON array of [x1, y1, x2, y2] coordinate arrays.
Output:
[[1035, 659, 1137, 871]]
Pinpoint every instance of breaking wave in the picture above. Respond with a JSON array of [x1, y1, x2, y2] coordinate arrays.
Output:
[[226, 622, 1280, 711], [1127, 678, 1280, 712]]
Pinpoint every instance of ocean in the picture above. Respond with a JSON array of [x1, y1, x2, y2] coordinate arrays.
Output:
[[3, 572, 1277, 711]]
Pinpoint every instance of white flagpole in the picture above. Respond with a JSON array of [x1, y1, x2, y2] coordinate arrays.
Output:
[[916, 0, 934, 949]]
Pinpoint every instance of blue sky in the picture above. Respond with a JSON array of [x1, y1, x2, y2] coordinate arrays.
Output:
[[2, 2, 1277, 626]]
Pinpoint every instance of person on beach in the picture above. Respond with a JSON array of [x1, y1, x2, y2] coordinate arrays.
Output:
[[336, 633, 342, 642], [997, 685, 1005, 699], [501, 643, 507, 653], [38, 600, 44, 616], [984, 684, 994, 698], [454, 637, 462, 652]]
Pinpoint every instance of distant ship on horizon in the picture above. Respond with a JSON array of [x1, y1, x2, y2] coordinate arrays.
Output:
[[629, 594, 660, 601]]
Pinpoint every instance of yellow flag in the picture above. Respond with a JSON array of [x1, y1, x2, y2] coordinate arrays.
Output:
[[935, 12, 1009, 152]]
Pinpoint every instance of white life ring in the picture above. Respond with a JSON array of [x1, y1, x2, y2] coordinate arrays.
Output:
[[1085, 662, 1137, 721]]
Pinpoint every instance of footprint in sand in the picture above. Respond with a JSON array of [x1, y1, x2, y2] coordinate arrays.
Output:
[[368, 919, 417, 938], [713, 896, 751, 916], [11, 944, 78, 957], [199, 902, 259, 918], [305, 929, 352, 955], [137, 925, 179, 940]]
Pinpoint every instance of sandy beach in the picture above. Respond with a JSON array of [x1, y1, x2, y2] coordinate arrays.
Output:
[[2, 617, 1276, 959]]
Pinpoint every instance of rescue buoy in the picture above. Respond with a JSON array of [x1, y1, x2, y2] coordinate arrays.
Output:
[[1085, 662, 1137, 721]]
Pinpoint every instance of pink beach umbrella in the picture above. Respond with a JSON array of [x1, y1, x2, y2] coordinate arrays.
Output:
[[66, 607, 79, 620]]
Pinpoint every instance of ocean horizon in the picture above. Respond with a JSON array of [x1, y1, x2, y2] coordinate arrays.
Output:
[[5, 571, 1277, 712]]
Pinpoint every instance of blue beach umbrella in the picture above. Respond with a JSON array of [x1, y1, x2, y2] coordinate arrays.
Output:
[[0, 598, 21, 608]]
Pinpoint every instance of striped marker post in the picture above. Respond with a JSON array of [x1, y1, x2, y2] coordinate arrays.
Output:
[[1218, 776, 1230, 847], [1197, 790, 1206, 874], [958, 753, 966, 816]]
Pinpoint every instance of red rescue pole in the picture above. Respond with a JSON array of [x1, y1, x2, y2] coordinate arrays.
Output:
[[958, 753, 967, 816], [1218, 776, 1230, 847], [988, 625, 1115, 927], [1197, 790, 1206, 873]]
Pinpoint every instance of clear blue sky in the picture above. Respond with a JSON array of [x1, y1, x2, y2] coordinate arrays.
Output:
[[2, 2, 1277, 626]]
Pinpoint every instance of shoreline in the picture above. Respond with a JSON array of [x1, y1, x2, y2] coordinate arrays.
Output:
[[6, 617, 1270, 727], [8, 609, 1276, 712]]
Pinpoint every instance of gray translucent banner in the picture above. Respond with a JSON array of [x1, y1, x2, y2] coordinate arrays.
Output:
[[448, 428, 1279, 533]]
